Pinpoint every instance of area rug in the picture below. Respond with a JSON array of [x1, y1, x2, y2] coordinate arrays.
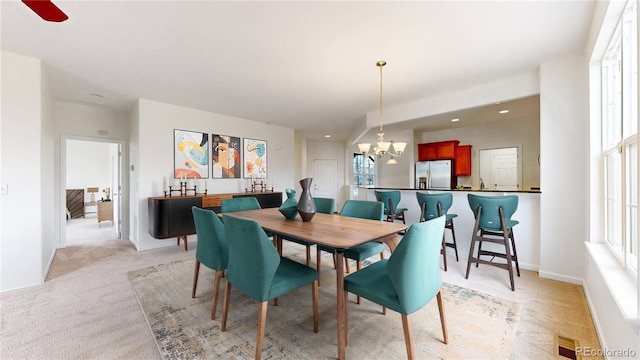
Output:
[[129, 256, 521, 359]]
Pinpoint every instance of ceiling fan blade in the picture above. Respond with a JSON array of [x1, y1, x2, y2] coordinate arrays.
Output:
[[22, 0, 68, 22]]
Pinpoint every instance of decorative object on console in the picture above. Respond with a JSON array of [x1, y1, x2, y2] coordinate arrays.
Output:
[[165, 174, 208, 197], [243, 138, 267, 179], [357, 61, 407, 165], [102, 187, 111, 201], [174, 129, 209, 179], [212, 134, 241, 179], [279, 188, 298, 219], [296, 178, 316, 222], [87, 187, 99, 202]]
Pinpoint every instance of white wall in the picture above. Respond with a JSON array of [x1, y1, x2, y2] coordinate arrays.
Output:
[[66, 140, 112, 202], [40, 56, 56, 283], [538, 54, 588, 283], [128, 102, 140, 248], [134, 99, 295, 251], [1, 52, 47, 291]]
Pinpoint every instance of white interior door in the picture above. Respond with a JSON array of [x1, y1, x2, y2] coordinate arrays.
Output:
[[312, 159, 338, 200], [479, 147, 519, 190], [491, 152, 519, 190]]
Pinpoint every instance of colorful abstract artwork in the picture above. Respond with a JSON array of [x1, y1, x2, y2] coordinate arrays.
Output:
[[243, 138, 267, 178], [174, 129, 209, 179], [211, 134, 241, 179]]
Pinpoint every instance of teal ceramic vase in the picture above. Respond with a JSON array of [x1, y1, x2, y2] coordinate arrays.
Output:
[[279, 188, 298, 219], [297, 178, 316, 222]]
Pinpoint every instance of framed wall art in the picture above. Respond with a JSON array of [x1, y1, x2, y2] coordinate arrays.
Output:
[[174, 129, 209, 179], [211, 134, 241, 178], [243, 138, 267, 178]]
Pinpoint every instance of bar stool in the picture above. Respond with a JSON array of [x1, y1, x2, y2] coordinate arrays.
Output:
[[466, 194, 520, 291], [416, 192, 459, 271], [375, 190, 407, 234]]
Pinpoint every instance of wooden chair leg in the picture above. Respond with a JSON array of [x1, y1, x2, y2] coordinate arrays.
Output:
[[305, 245, 311, 266], [345, 258, 351, 273], [504, 232, 516, 291], [312, 280, 319, 333], [465, 236, 476, 279], [255, 301, 268, 360], [449, 221, 460, 261], [441, 237, 448, 271], [401, 314, 415, 360], [211, 269, 224, 319], [191, 260, 201, 298], [510, 230, 521, 276], [221, 281, 232, 331], [436, 290, 449, 344], [356, 261, 361, 304]]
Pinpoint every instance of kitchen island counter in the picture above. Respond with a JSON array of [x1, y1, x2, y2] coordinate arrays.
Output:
[[356, 187, 540, 271]]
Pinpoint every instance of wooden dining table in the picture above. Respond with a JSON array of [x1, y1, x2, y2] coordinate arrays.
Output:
[[223, 207, 407, 360]]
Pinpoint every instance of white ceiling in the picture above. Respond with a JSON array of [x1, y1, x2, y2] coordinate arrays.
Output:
[[1, 1, 594, 140]]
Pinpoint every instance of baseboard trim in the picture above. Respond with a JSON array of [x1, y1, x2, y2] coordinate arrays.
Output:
[[538, 270, 584, 285]]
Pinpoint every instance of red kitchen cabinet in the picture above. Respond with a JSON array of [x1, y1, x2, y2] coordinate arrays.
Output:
[[455, 145, 472, 176]]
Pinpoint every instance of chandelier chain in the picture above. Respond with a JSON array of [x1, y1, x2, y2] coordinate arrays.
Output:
[[379, 61, 384, 133]]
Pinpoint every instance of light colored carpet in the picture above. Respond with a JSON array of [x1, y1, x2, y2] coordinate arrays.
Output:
[[66, 214, 117, 246], [129, 257, 522, 359]]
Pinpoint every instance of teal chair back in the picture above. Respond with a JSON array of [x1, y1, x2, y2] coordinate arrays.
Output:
[[416, 192, 453, 220], [387, 215, 446, 314], [222, 214, 280, 302], [192, 207, 228, 270], [313, 197, 335, 214], [339, 200, 384, 221], [374, 190, 401, 214], [467, 194, 519, 231], [221, 197, 261, 213]]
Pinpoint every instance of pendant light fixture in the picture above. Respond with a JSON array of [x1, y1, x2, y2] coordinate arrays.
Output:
[[358, 61, 407, 165]]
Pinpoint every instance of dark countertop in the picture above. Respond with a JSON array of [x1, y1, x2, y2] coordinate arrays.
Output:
[[360, 187, 541, 194]]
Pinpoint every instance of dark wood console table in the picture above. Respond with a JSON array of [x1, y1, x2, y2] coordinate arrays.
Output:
[[148, 192, 282, 251]]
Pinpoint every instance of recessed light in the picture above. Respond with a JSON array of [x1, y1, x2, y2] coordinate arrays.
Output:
[[324, 134, 331, 138], [499, 110, 509, 114], [451, 118, 460, 122]]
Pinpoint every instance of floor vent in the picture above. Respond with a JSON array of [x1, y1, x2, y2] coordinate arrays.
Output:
[[556, 335, 580, 360]]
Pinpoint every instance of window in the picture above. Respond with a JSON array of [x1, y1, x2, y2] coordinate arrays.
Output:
[[353, 153, 375, 187], [601, 0, 638, 275]]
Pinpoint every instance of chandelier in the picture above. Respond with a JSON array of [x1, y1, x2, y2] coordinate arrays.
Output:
[[357, 60, 407, 165]]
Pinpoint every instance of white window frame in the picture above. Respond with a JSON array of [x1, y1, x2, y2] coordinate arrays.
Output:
[[600, 0, 638, 277]]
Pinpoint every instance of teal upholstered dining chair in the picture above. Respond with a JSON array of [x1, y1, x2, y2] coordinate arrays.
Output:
[[344, 216, 448, 359], [220, 196, 261, 213], [416, 192, 459, 271], [221, 214, 319, 360], [280, 197, 335, 267], [466, 194, 520, 291], [191, 206, 228, 319], [221, 196, 275, 239], [375, 190, 407, 228], [317, 200, 386, 305]]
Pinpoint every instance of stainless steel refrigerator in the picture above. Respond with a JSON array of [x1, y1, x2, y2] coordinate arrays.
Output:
[[415, 160, 454, 190]]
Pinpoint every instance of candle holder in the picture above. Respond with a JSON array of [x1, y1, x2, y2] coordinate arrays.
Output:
[[245, 179, 274, 193], [164, 181, 207, 197]]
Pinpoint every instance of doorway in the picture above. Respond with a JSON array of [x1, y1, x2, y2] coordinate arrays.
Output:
[[479, 147, 521, 190], [311, 159, 338, 201], [61, 137, 124, 247]]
